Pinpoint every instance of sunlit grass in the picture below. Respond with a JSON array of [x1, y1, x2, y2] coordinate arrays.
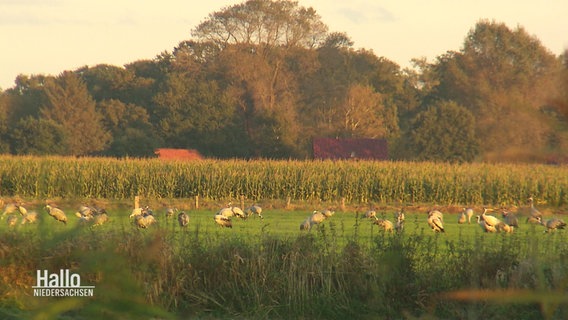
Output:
[[1, 204, 567, 319]]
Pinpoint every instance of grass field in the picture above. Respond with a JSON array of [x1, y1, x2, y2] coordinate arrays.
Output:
[[0, 156, 566, 318], [1, 201, 568, 319]]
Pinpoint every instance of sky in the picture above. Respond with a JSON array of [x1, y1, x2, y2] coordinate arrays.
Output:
[[1, 0, 567, 90]]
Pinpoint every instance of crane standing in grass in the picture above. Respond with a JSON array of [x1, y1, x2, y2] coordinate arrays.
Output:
[[134, 214, 156, 228], [464, 208, 474, 224], [480, 208, 501, 226], [45, 204, 67, 225], [1, 203, 17, 218], [427, 210, 445, 233], [395, 209, 405, 232], [21, 211, 38, 224], [91, 212, 109, 227], [299, 216, 312, 230], [477, 215, 497, 233], [527, 197, 542, 219], [245, 205, 263, 219], [364, 210, 377, 220], [501, 210, 519, 228], [178, 211, 189, 227], [542, 218, 566, 233], [374, 218, 394, 233], [166, 208, 177, 219], [458, 211, 467, 224], [214, 213, 232, 228]]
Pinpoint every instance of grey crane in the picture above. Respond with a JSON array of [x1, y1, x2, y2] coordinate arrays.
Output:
[[214, 214, 232, 228], [299, 216, 312, 230], [373, 218, 394, 233], [496, 222, 514, 233], [477, 215, 497, 233], [21, 211, 38, 225], [166, 207, 177, 219], [427, 210, 445, 233], [457, 211, 467, 224], [363, 210, 377, 220], [395, 209, 405, 232], [542, 218, 566, 233], [230, 206, 246, 219], [45, 204, 67, 225], [178, 211, 189, 227], [134, 214, 156, 228], [527, 197, 542, 219], [321, 208, 335, 218], [91, 213, 109, 227], [1, 203, 17, 218], [129, 207, 143, 218], [218, 207, 234, 218], [75, 205, 95, 220], [309, 210, 327, 225], [464, 207, 474, 223], [501, 210, 519, 228], [16, 204, 28, 216], [245, 205, 263, 219], [480, 208, 501, 229]]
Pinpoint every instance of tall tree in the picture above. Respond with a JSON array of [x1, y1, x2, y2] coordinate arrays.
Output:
[[152, 72, 244, 157], [191, 0, 328, 157], [192, 0, 328, 49], [10, 117, 68, 155], [96, 99, 162, 157], [40, 71, 111, 156], [334, 84, 388, 138], [408, 100, 479, 162], [430, 20, 562, 160]]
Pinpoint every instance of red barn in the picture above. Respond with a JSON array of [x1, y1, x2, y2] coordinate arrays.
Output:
[[154, 148, 203, 161], [313, 138, 388, 160]]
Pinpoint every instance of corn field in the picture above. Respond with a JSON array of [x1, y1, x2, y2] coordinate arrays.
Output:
[[0, 155, 566, 206]]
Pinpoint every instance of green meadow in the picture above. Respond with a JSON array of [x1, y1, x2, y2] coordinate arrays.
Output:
[[0, 156, 567, 319], [1, 204, 568, 319]]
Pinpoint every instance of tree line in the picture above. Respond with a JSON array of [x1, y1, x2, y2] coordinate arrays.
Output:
[[0, 0, 566, 162]]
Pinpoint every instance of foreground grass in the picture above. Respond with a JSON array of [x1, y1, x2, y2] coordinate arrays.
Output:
[[1, 205, 568, 319]]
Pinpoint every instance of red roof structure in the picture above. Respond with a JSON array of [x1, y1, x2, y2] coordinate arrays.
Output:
[[154, 148, 203, 161], [313, 138, 388, 160]]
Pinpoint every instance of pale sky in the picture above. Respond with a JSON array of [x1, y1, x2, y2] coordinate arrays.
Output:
[[1, 0, 567, 90]]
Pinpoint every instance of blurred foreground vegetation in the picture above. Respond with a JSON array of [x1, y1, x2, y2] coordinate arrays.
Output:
[[1, 209, 567, 319]]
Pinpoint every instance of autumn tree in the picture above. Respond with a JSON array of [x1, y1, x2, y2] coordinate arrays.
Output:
[[300, 42, 401, 143], [430, 20, 563, 161], [190, 0, 328, 157], [192, 0, 328, 49], [40, 71, 111, 155]]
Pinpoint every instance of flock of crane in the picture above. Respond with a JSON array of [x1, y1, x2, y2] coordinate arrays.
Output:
[[0, 202, 110, 227], [0, 196, 565, 234], [311, 196, 566, 235], [0, 200, 266, 229]]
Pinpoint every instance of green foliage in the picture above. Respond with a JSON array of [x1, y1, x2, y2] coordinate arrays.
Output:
[[40, 72, 111, 156], [9, 117, 68, 155], [1, 6, 567, 161], [409, 100, 479, 162]]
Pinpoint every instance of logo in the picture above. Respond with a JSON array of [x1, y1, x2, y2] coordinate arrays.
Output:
[[33, 269, 95, 297]]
